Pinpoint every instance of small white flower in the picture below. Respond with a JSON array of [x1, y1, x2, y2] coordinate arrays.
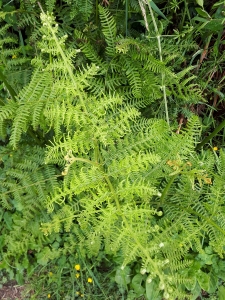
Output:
[[140, 268, 147, 275], [163, 292, 170, 299], [157, 192, 162, 197], [159, 242, 164, 248], [146, 276, 152, 283], [159, 282, 165, 290], [121, 265, 125, 270]]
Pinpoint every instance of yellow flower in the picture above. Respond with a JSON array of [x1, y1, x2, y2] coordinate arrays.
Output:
[[49, 272, 53, 276], [87, 277, 93, 283], [75, 264, 80, 271], [213, 146, 218, 151], [75, 273, 80, 278], [81, 294, 84, 297], [47, 294, 51, 298], [76, 291, 80, 295], [12, 55, 17, 59]]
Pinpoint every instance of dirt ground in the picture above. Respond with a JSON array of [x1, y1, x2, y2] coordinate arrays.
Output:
[[0, 281, 25, 300]]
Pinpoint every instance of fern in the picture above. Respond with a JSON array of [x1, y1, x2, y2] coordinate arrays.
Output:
[[99, 5, 117, 57], [0, 143, 59, 273], [1, 4, 225, 299]]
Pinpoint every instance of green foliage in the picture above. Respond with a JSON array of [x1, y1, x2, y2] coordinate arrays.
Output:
[[0, 143, 60, 284], [0, 1, 225, 300]]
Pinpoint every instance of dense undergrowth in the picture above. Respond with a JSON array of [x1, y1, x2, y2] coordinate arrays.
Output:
[[0, 0, 225, 299]]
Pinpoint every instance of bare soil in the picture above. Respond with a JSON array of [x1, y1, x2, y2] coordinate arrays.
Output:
[[0, 281, 25, 300]]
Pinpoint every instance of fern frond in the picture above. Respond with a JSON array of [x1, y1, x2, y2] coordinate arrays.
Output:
[[98, 5, 116, 57], [74, 29, 103, 65], [9, 70, 53, 147], [123, 59, 142, 98]]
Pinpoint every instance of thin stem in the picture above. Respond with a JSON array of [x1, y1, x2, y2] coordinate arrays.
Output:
[[147, 1, 169, 126], [125, 0, 128, 36], [159, 175, 176, 207], [0, 69, 17, 100], [73, 157, 99, 167]]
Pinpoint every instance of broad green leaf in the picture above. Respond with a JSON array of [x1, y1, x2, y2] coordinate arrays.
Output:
[[205, 246, 213, 254], [197, 252, 214, 265], [149, 1, 169, 21], [196, 0, 204, 7], [146, 280, 161, 300], [192, 16, 209, 23], [36, 247, 52, 265], [203, 19, 224, 32], [219, 285, 225, 300], [190, 282, 202, 300], [131, 274, 145, 296], [197, 270, 210, 292], [15, 272, 24, 285], [217, 260, 225, 281], [185, 276, 196, 291], [0, 260, 7, 269], [195, 8, 211, 19], [208, 272, 218, 294], [190, 260, 202, 272], [115, 266, 131, 287]]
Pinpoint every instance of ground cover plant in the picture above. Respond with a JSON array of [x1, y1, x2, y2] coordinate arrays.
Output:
[[0, 0, 225, 299]]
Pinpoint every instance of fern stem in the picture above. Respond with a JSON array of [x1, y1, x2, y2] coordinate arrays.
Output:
[[147, 1, 169, 126], [73, 157, 99, 167], [0, 70, 17, 101], [125, 0, 128, 36], [195, 118, 225, 150], [159, 175, 176, 206]]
